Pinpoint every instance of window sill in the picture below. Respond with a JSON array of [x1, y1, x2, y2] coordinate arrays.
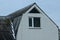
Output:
[[29, 27, 41, 29]]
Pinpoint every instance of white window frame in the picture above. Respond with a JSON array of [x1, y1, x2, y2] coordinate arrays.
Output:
[[29, 17, 41, 29]]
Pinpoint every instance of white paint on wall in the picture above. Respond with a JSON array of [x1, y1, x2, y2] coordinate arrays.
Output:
[[17, 4, 59, 40]]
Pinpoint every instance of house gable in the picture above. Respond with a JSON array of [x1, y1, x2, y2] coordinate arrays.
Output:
[[7, 3, 59, 29], [24, 3, 59, 29]]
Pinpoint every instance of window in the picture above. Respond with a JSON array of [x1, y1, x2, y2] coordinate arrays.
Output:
[[29, 7, 40, 13], [29, 17, 40, 27], [29, 18, 32, 27], [34, 17, 40, 27]]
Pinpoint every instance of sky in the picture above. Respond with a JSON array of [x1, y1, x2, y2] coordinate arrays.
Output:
[[0, 0, 60, 28]]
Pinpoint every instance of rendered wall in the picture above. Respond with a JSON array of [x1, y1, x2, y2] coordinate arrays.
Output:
[[17, 13, 58, 40]]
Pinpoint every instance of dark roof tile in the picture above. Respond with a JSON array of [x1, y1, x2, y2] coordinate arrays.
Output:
[[7, 3, 36, 20]]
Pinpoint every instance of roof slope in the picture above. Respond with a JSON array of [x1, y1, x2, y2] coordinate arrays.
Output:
[[7, 3, 36, 20]]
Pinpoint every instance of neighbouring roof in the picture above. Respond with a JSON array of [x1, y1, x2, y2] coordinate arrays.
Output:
[[0, 16, 14, 40]]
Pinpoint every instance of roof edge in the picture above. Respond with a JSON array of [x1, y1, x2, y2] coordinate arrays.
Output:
[[35, 4, 59, 29]]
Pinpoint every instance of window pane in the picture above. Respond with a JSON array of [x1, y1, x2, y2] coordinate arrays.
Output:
[[29, 18, 32, 27], [34, 17, 40, 27]]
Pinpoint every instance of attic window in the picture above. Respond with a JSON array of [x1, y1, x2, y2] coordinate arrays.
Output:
[[29, 17, 40, 28], [29, 18, 32, 27], [34, 17, 40, 27], [29, 7, 40, 13]]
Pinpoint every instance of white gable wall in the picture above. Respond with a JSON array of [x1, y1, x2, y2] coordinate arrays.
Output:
[[17, 4, 59, 40]]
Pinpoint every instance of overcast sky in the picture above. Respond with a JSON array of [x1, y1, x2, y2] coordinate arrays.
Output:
[[0, 0, 60, 28]]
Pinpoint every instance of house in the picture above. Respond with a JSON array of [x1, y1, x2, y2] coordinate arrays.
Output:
[[0, 3, 59, 40]]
